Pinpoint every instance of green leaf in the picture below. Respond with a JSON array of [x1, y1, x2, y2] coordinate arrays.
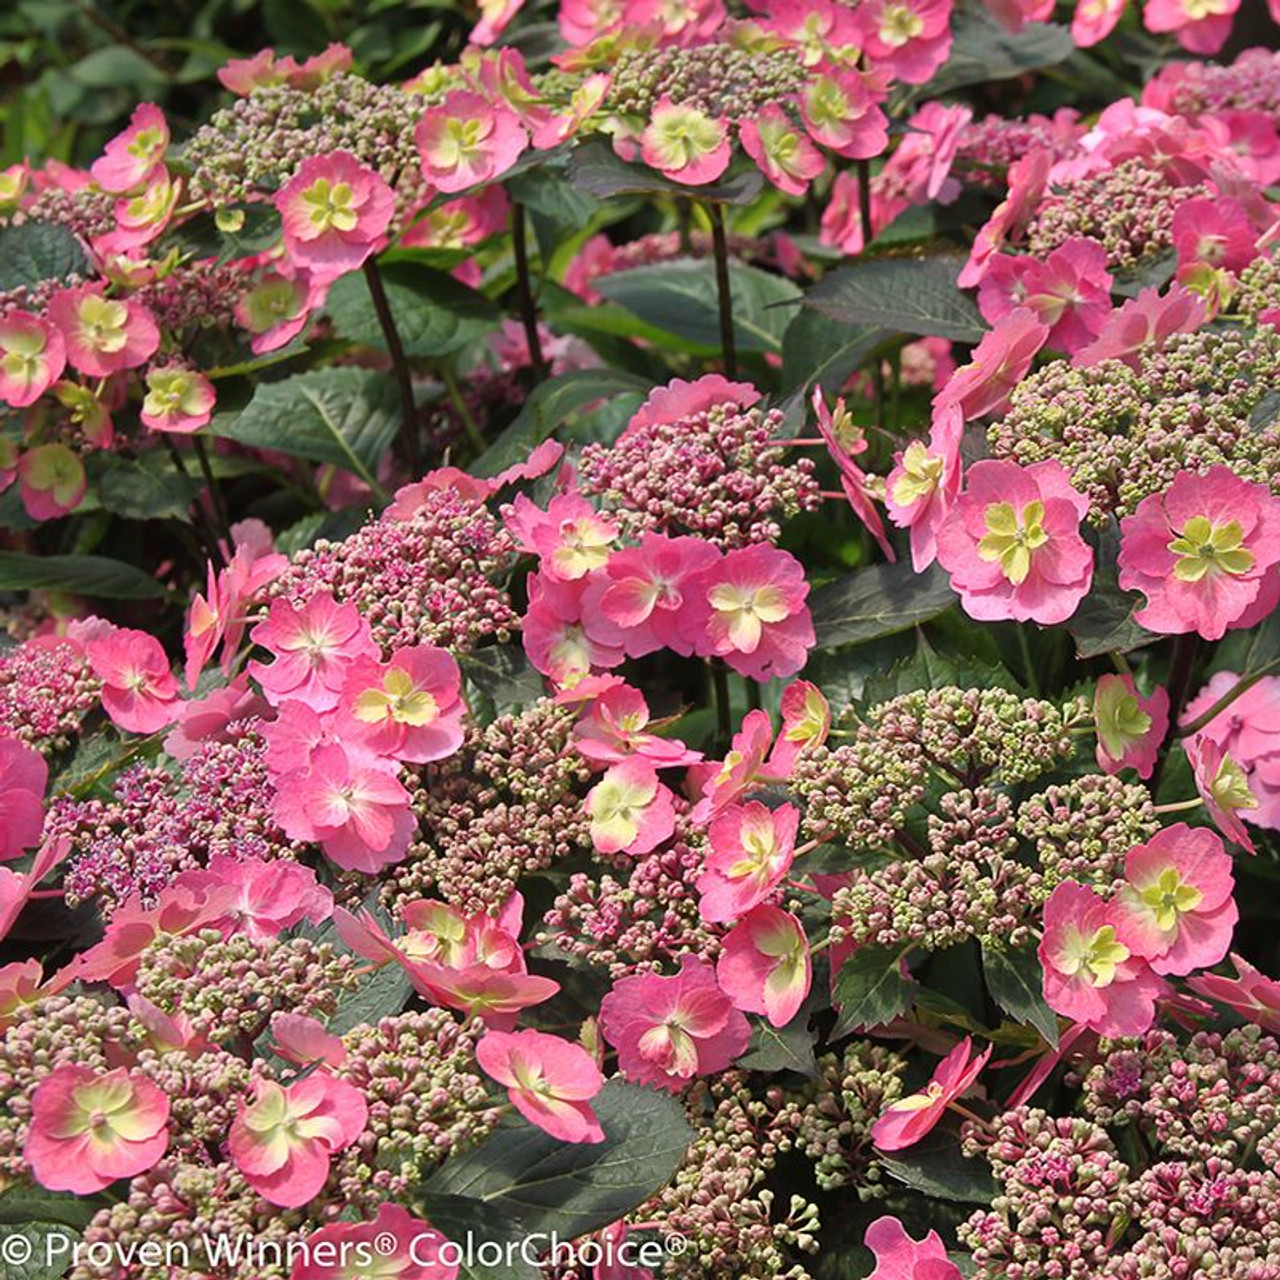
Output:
[[595, 259, 801, 355], [809, 562, 956, 650], [1066, 567, 1154, 659], [880, 1130, 997, 1205], [67, 44, 168, 90], [920, 12, 1075, 97], [507, 168, 602, 261], [0, 552, 165, 600], [471, 367, 651, 479], [0, 1184, 99, 1229], [780, 308, 889, 395], [832, 946, 915, 1036], [737, 1014, 819, 1077], [0, 1223, 76, 1280], [327, 263, 499, 358], [94, 454, 203, 522], [412, 1195, 539, 1280], [211, 367, 399, 493], [0, 222, 89, 293], [981, 941, 1059, 1048], [567, 137, 763, 205], [165, 203, 282, 267], [459, 645, 547, 718], [419, 1079, 693, 1240], [803, 257, 986, 343]]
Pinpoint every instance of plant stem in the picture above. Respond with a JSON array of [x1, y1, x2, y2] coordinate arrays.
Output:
[[856, 157, 874, 252], [511, 200, 547, 382], [707, 201, 738, 379], [1153, 797, 1204, 814], [712, 659, 733, 750], [1178, 669, 1271, 737], [163, 438, 225, 571], [193, 436, 231, 548], [746, 679, 762, 712], [1016, 625, 1041, 696], [1152, 633, 1201, 792], [362, 258, 421, 476], [440, 361, 486, 456]]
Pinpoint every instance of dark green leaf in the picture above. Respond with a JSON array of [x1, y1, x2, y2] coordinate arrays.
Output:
[[780, 308, 890, 396], [94, 455, 203, 522], [920, 12, 1074, 97], [981, 941, 1059, 1048], [0, 222, 89, 293], [508, 168, 602, 261], [211, 367, 399, 492], [1066, 567, 1154, 659], [568, 137, 763, 205], [595, 259, 801, 354], [67, 45, 169, 90], [0, 552, 165, 600], [0, 1223, 75, 1280], [737, 1015, 819, 1077], [809, 562, 956, 649], [165, 203, 282, 266], [472, 368, 651, 479], [412, 1194, 539, 1280], [0, 1185, 99, 1229], [880, 1130, 997, 1205], [420, 1079, 693, 1239], [327, 263, 499, 358], [803, 257, 986, 343], [459, 646, 547, 717], [832, 946, 914, 1036], [861, 634, 1022, 706]]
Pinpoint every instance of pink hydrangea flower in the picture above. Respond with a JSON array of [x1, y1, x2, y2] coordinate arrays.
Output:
[[94, 168, 180, 257], [599, 533, 725, 659], [275, 151, 394, 280], [935, 308, 1049, 421], [90, 102, 169, 193], [585, 758, 677, 855], [885, 403, 964, 572], [523, 571, 626, 685], [0, 310, 66, 408], [164, 679, 268, 761], [416, 91, 528, 194], [599, 954, 751, 1091], [1038, 880, 1165, 1036], [1172, 196, 1258, 274], [275, 744, 416, 873], [17, 443, 86, 521], [863, 1216, 963, 1280], [25, 1066, 169, 1194], [572, 683, 701, 769], [979, 239, 1113, 355], [46, 284, 160, 378], [1115, 823, 1237, 977], [812, 387, 896, 561], [698, 801, 799, 924], [1117, 467, 1280, 641], [853, 0, 953, 84], [249, 592, 380, 711], [0, 735, 47, 862], [958, 148, 1051, 288], [290, 1203, 457, 1280], [690, 708, 775, 823], [235, 268, 328, 354], [228, 1073, 367, 1208], [86, 627, 180, 734], [1187, 953, 1280, 1034], [639, 98, 730, 185], [800, 70, 889, 161], [270, 1013, 347, 1071], [337, 645, 466, 763], [173, 855, 333, 941], [476, 1028, 605, 1144], [1094, 674, 1170, 780], [508, 492, 619, 582], [871, 1037, 992, 1151], [740, 105, 826, 196], [1184, 734, 1258, 853], [717, 905, 811, 1028], [138, 365, 216, 434], [1142, 0, 1238, 53], [683, 546, 815, 682], [768, 680, 831, 774], [936, 459, 1093, 625], [1072, 0, 1126, 44], [1074, 283, 1206, 370]]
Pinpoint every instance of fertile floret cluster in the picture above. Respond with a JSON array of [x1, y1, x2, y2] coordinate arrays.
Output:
[[577, 399, 819, 548], [990, 326, 1280, 521]]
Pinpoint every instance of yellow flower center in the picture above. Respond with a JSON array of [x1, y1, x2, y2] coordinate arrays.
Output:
[[1168, 516, 1255, 582], [977, 500, 1048, 585], [301, 178, 358, 234], [891, 442, 945, 507], [1138, 867, 1203, 932]]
